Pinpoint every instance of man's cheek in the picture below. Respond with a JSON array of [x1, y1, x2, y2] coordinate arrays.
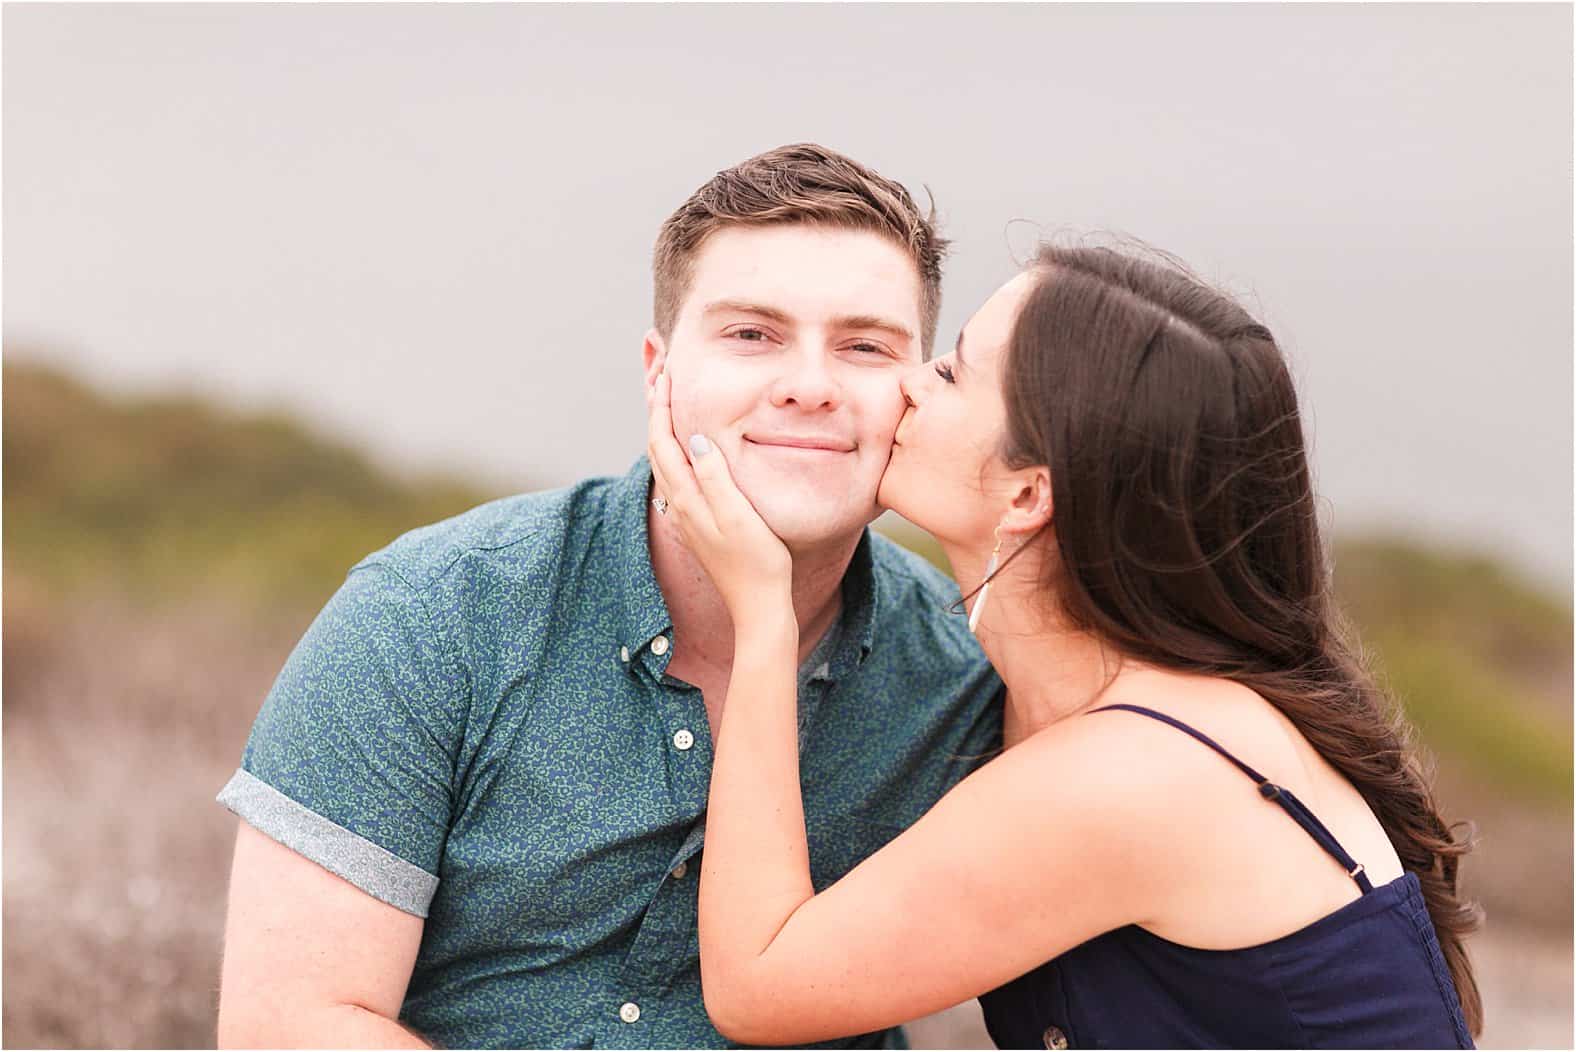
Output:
[[668, 374, 738, 446], [660, 374, 702, 446], [855, 379, 906, 449], [666, 403, 697, 447]]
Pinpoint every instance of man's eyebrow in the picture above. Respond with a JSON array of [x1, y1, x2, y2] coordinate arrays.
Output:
[[829, 313, 915, 342], [700, 300, 794, 325]]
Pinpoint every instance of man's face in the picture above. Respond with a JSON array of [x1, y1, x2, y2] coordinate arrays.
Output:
[[649, 224, 923, 550]]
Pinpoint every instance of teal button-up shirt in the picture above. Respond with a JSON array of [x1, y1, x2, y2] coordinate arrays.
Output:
[[218, 457, 1002, 1048]]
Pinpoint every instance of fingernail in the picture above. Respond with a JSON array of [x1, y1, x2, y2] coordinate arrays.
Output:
[[689, 434, 712, 457]]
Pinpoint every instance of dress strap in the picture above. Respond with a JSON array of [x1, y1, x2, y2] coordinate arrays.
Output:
[[1088, 703, 1374, 894]]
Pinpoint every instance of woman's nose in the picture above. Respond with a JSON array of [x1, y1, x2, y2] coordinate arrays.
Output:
[[897, 364, 922, 408]]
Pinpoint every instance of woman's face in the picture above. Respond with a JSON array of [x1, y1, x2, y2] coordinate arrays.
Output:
[[878, 270, 1038, 549]]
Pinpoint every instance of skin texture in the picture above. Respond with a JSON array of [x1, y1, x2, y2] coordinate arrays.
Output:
[[652, 272, 1407, 1046], [643, 224, 921, 552]]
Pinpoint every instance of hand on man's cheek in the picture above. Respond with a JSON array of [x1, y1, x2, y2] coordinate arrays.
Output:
[[660, 372, 699, 454]]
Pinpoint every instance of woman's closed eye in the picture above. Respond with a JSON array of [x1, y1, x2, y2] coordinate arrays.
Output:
[[934, 361, 956, 383]]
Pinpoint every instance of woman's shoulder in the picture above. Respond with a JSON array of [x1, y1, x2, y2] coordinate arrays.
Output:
[[1063, 668, 1408, 946], [993, 674, 1274, 831], [1004, 670, 1310, 848], [1015, 668, 1282, 761], [1082, 668, 1307, 777]]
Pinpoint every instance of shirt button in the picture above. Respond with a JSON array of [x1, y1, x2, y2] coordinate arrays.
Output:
[[1043, 1024, 1068, 1049], [650, 634, 670, 656], [671, 861, 688, 879], [619, 1002, 641, 1024], [618, 645, 630, 664], [673, 729, 694, 751]]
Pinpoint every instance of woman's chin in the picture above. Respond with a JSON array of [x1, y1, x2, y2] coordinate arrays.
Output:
[[875, 467, 923, 529]]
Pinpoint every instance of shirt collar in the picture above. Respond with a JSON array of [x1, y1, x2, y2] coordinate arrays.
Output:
[[610, 456, 673, 660], [609, 455, 878, 683], [833, 528, 879, 680]]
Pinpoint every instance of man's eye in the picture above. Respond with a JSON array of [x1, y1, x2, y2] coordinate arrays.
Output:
[[729, 328, 769, 342], [850, 341, 888, 356]]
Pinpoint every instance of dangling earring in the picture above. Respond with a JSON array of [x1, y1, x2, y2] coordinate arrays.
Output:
[[969, 525, 1005, 634]]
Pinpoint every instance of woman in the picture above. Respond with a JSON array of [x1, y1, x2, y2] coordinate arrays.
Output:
[[646, 243, 1480, 1048]]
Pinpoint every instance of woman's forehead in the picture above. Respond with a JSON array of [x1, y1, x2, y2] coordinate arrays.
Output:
[[958, 271, 1038, 360]]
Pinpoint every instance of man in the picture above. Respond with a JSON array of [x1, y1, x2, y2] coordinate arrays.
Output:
[[216, 143, 1002, 1049]]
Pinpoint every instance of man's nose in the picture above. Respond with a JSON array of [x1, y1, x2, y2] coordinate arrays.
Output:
[[769, 352, 840, 411]]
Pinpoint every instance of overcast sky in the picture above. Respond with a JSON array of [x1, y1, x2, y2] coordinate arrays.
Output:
[[5, 4, 1571, 587]]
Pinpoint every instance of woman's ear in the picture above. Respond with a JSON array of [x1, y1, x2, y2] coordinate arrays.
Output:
[[1000, 466, 1052, 537]]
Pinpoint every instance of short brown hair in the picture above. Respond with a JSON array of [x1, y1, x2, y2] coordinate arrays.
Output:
[[653, 143, 948, 355]]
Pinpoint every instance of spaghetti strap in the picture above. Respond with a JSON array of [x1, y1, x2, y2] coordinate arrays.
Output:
[[1089, 703, 1375, 893]]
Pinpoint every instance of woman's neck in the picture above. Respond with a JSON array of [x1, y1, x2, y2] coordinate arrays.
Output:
[[944, 540, 1126, 747]]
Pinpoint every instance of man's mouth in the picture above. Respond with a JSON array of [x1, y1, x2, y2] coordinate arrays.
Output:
[[743, 434, 856, 454]]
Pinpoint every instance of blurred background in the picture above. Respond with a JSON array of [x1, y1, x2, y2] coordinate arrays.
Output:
[[3, 4, 1570, 1048]]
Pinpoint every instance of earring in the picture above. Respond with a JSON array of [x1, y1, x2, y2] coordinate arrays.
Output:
[[969, 525, 1005, 634]]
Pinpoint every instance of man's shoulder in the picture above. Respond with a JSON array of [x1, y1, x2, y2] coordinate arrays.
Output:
[[867, 530, 956, 599], [841, 531, 1003, 809], [354, 474, 621, 594], [865, 530, 980, 658]]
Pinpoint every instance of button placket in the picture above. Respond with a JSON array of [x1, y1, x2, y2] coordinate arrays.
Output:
[[654, 676, 712, 890]]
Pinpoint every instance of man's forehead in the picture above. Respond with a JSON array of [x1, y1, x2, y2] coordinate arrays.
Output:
[[684, 224, 922, 327]]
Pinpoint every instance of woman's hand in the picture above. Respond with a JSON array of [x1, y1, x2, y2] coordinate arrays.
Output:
[[647, 372, 793, 624]]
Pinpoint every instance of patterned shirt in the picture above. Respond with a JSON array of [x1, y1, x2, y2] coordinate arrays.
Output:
[[218, 457, 1003, 1049]]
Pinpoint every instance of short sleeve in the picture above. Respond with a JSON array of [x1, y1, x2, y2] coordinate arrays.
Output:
[[216, 562, 466, 917]]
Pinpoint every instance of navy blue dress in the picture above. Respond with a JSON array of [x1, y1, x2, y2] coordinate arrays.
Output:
[[978, 704, 1475, 1049]]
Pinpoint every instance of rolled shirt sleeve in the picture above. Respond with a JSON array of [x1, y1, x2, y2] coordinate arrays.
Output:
[[218, 562, 467, 917]]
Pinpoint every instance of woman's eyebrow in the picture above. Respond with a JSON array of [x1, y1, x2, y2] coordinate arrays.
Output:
[[955, 330, 966, 369]]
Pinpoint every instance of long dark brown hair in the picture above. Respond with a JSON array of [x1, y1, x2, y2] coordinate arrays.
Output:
[[1000, 242, 1482, 1034]]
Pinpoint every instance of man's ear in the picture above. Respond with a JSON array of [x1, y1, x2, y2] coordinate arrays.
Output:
[[1001, 466, 1053, 537], [642, 329, 668, 390]]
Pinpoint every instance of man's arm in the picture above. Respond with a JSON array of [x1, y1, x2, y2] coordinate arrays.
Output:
[[216, 561, 463, 1046], [217, 823, 431, 1049]]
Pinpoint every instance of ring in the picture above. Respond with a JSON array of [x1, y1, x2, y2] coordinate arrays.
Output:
[[652, 496, 669, 516]]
